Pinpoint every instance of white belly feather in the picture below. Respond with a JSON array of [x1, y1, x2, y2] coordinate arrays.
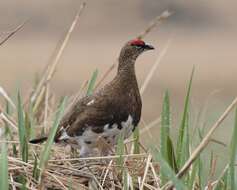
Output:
[[58, 115, 134, 157]]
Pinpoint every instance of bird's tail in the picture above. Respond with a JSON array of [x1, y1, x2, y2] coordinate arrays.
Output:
[[29, 136, 48, 144]]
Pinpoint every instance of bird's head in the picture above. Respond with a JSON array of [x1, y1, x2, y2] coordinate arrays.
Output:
[[118, 39, 154, 71]]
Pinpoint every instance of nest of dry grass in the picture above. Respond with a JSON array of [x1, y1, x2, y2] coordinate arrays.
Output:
[[7, 142, 160, 190]]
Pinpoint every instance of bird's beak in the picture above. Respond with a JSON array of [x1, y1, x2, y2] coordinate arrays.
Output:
[[143, 44, 155, 51]]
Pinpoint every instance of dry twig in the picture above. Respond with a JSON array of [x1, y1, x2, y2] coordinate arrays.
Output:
[[140, 38, 172, 95], [0, 21, 27, 47], [30, 1, 87, 112], [137, 10, 173, 40]]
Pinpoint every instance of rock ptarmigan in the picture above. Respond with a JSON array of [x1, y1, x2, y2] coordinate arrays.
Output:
[[30, 39, 154, 157]]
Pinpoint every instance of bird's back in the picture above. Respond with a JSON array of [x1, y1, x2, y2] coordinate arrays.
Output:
[[54, 73, 142, 146]]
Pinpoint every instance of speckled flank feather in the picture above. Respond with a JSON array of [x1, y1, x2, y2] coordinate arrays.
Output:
[[30, 39, 154, 157]]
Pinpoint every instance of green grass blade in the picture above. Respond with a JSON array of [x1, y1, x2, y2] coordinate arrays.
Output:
[[176, 67, 194, 168], [38, 97, 67, 177], [17, 91, 28, 162], [160, 91, 170, 160], [167, 136, 178, 173], [116, 133, 125, 173], [188, 159, 199, 189], [0, 140, 9, 190], [28, 101, 36, 139], [228, 108, 237, 189], [215, 167, 228, 190], [197, 156, 205, 190], [86, 69, 98, 95], [8, 97, 17, 157], [5, 100, 17, 156], [160, 91, 171, 183], [68, 176, 73, 190], [133, 127, 140, 154], [4, 101, 11, 137], [17, 91, 25, 148], [20, 181, 27, 190], [25, 112, 31, 141], [151, 147, 187, 190], [32, 153, 38, 179], [180, 114, 190, 169], [123, 169, 129, 190]]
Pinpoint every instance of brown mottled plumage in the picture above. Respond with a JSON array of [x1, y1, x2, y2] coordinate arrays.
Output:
[[30, 39, 154, 157]]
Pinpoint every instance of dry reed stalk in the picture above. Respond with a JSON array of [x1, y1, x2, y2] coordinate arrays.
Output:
[[142, 118, 153, 139], [86, 164, 104, 190], [42, 172, 68, 190], [206, 155, 218, 190], [210, 138, 226, 147], [137, 10, 173, 40], [30, 1, 87, 112], [0, 21, 27, 47], [64, 79, 88, 116], [10, 174, 17, 190], [140, 38, 172, 95], [0, 86, 16, 109], [149, 162, 161, 188], [43, 84, 50, 133], [140, 117, 160, 135], [49, 153, 148, 163], [94, 61, 117, 90], [0, 108, 17, 131], [140, 154, 152, 190], [101, 160, 113, 186], [212, 164, 229, 188], [191, 89, 222, 142], [144, 183, 157, 190]]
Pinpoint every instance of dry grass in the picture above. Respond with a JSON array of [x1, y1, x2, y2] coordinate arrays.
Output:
[[6, 142, 160, 190]]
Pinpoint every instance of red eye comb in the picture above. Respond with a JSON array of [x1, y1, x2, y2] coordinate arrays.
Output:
[[129, 39, 145, 46]]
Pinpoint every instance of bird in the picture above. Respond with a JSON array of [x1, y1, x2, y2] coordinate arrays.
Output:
[[30, 39, 154, 157]]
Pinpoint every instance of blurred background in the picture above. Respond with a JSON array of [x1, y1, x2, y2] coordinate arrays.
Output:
[[0, 0, 236, 158]]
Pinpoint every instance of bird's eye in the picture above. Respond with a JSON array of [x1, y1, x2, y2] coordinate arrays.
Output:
[[131, 44, 143, 48], [135, 45, 144, 50]]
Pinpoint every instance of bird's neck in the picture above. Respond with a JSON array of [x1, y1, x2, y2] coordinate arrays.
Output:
[[117, 56, 136, 74], [116, 59, 138, 88]]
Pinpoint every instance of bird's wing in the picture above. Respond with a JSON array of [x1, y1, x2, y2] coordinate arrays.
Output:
[[55, 93, 129, 140], [59, 95, 92, 127], [54, 95, 93, 140]]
